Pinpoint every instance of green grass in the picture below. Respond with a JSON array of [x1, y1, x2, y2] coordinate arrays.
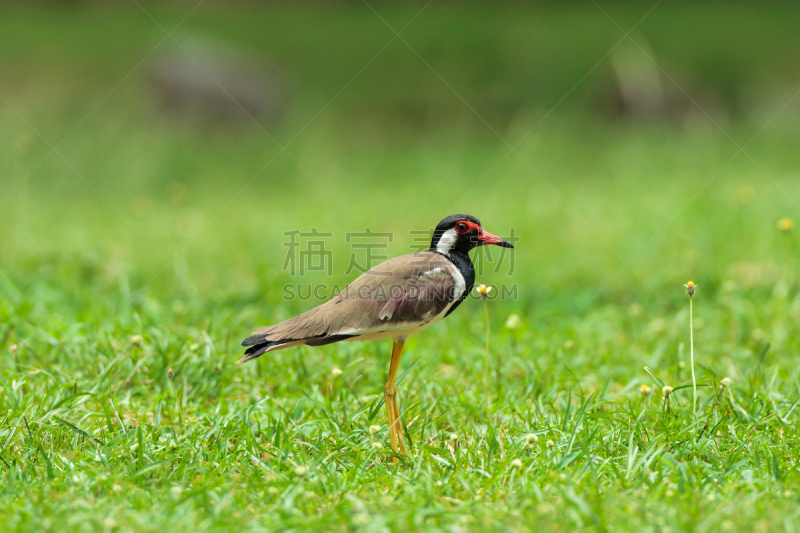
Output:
[[2, 2, 800, 531]]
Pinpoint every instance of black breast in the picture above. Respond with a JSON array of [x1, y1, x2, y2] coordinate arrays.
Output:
[[438, 250, 475, 317]]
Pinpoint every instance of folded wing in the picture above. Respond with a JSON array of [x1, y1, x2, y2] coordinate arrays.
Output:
[[239, 251, 457, 362]]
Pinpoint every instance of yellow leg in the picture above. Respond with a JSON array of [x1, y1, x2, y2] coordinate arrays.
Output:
[[384, 338, 407, 461]]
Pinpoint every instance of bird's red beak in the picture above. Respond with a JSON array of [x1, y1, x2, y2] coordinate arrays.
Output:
[[478, 229, 514, 248]]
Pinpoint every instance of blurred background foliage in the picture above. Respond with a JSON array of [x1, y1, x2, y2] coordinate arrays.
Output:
[[1, 0, 799, 326]]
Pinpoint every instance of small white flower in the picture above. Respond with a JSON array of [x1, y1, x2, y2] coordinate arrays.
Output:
[[662, 385, 674, 397], [511, 459, 523, 468], [129, 443, 139, 452], [294, 466, 308, 476], [112, 484, 122, 493], [368, 425, 381, 435], [546, 440, 554, 448], [331, 367, 343, 377], [448, 432, 458, 441], [170, 486, 183, 497], [475, 285, 492, 298], [129, 335, 144, 346], [267, 487, 279, 495], [505, 314, 522, 330], [169, 441, 177, 450], [524, 434, 538, 447], [94, 454, 102, 462], [371, 441, 383, 450], [720, 377, 731, 388]]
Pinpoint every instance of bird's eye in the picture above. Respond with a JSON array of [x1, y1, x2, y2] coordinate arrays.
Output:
[[455, 222, 469, 234]]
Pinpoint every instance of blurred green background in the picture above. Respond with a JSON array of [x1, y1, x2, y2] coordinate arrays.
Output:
[[2, 0, 798, 322], [3, 2, 800, 531]]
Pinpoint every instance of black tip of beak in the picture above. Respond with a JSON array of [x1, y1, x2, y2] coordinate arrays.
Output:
[[499, 240, 514, 249]]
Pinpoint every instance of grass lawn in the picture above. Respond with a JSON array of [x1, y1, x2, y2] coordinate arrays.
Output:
[[2, 2, 800, 531]]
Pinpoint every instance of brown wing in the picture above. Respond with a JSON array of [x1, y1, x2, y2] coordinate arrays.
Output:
[[239, 252, 457, 362]]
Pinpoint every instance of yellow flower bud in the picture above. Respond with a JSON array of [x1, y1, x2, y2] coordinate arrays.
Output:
[[684, 281, 696, 296], [778, 217, 794, 233]]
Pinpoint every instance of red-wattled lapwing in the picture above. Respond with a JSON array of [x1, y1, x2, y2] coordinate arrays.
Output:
[[239, 214, 513, 457]]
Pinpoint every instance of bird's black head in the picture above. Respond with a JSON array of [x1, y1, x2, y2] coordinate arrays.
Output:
[[429, 214, 514, 256]]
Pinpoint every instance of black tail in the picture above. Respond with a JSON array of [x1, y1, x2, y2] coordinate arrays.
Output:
[[238, 332, 357, 363], [238, 334, 293, 363]]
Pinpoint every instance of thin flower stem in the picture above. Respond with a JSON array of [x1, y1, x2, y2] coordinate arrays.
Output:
[[483, 297, 490, 408], [690, 296, 696, 415]]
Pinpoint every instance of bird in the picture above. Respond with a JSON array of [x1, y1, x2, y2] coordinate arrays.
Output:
[[239, 214, 513, 459]]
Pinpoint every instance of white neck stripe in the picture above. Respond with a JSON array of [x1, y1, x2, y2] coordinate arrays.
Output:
[[435, 228, 458, 255]]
